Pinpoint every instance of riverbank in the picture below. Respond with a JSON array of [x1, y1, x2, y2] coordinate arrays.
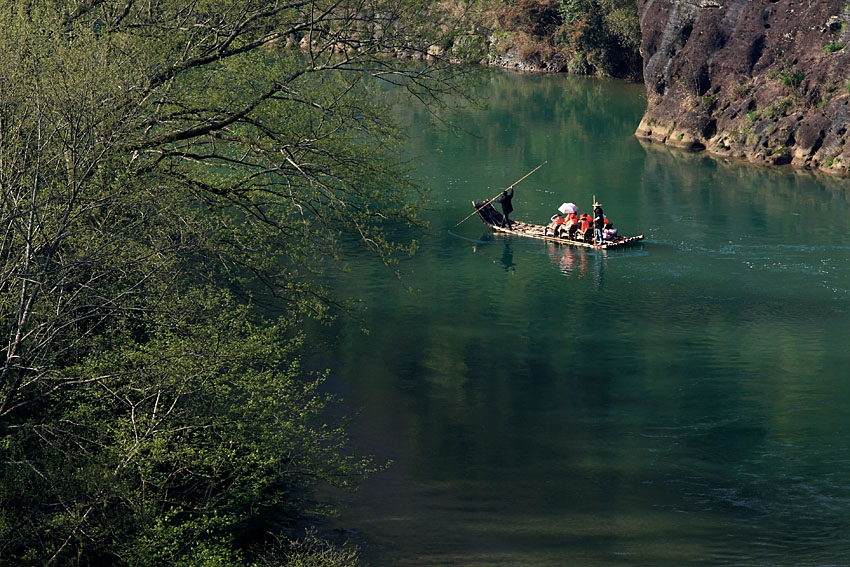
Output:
[[459, 0, 642, 79], [282, 1, 642, 79], [451, 0, 850, 178]]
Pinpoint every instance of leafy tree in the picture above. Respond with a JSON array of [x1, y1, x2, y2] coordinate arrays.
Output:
[[478, 0, 640, 78], [557, 0, 641, 77], [0, 0, 469, 564]]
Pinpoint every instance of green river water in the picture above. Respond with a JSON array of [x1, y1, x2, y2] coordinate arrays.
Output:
[[317, 69, 850, 566]]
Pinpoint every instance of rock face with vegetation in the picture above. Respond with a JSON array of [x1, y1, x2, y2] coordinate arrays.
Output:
[[462, 0, 643, 79], [635, 0, 850, 175]]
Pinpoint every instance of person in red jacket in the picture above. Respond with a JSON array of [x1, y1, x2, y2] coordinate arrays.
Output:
[[562, 211, 579, 238], [579, 213, 599, 241]]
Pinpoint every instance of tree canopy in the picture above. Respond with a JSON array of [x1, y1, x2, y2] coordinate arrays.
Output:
[[479, 0, 641, 78], [0, 1, 470, 564]]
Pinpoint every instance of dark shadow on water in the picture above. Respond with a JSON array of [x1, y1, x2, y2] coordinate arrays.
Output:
[[498, 239, 516, 272], [445, 228, 498, 245]]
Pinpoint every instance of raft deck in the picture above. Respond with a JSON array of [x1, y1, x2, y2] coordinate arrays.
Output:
[[473, 201, 644, 249]]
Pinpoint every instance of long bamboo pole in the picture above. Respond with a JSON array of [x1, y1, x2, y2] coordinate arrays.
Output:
[[454, 161, 547, 227]]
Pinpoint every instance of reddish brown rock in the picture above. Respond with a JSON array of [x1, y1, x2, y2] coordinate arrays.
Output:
[[637, 0, 850, 175]]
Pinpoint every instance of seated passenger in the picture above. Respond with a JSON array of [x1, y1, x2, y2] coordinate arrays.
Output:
[[545, 213, 565, 236], [576, 214, 592, 240], [560, 212, 579, 238], [603, 217, 618, 241]]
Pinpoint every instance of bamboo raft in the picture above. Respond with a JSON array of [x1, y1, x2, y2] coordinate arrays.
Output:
[[472, 201, 644, 249]]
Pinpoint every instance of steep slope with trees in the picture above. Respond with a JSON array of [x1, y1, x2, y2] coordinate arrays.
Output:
[[461, 0, 642, 79]]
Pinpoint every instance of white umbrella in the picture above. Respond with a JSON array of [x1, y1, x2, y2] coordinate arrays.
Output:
[[558, 202, 578, 214]]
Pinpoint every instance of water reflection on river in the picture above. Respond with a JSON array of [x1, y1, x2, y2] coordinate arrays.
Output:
[[316, 69, 850, 566]]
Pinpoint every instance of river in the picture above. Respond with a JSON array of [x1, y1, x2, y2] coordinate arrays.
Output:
[[317, 69, 850, 566]]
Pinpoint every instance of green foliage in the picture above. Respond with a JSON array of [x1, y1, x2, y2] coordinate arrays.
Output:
[[253, 531, 361, 567], [451, 34, 490, 60], [602, 5, 642, 50], [474, 0, 640, 78], [0, 1, 467, 565], [555, 0, 642, 78], [1, 287, 379, 565], [558, 0, 594, 26], [781, 70, 806, 89], [823, 41, 845, 53], [772, 96, 797, 117], [567, 52, 590, 74], [732, 84, 754, 99], [745, 131, 761, 148], [499, 0, 563, 37], [768, 61, 806, 90]]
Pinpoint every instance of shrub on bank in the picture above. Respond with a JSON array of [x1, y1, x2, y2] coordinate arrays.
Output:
[[467, 0, 642, 79]]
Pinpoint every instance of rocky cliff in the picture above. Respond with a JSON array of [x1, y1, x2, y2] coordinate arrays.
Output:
[[636, 0, 850, 175]]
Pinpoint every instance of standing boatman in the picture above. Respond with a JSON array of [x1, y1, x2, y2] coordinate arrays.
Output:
[[593, 200, 605, 245], [497, 187, 514, 229]]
